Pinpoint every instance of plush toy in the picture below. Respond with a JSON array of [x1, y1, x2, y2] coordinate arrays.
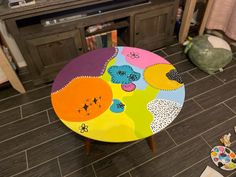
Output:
[[184, 35, 232, 74]]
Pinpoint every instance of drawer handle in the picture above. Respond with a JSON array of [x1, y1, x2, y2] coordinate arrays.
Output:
[[47, 41, 63, 47], [135, 32, 140, 35]]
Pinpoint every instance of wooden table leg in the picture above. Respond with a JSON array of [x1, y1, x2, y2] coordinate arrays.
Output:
[[146, 135, 156, 153], [85, 138, 92, 155]]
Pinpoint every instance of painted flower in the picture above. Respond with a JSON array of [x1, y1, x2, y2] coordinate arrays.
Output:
[[79, 123, 88, 133], [108, 65, 141, 84]]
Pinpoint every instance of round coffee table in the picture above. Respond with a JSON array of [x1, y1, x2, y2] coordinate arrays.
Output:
[[51, 47, 185, 153]]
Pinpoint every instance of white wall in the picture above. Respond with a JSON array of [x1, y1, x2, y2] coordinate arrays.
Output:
[[0, 20, 26, 67]]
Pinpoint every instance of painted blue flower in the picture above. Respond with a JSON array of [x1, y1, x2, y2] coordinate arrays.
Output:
[[110, 99, 125, 113], [108, 65, 141, 84]]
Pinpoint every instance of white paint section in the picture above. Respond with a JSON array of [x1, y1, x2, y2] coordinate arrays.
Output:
[[147, 99, 182, 133]]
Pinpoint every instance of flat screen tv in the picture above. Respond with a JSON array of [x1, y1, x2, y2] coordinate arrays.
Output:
[[16, 0, 151, 27], [85, 0, 151, 15]]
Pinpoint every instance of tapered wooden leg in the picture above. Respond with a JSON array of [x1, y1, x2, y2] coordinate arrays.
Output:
[[85, 138, 92, 155], [146, 135, 156, 153]]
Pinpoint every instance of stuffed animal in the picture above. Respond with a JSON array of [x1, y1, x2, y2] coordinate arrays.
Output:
[[184, 35, 232, 74]]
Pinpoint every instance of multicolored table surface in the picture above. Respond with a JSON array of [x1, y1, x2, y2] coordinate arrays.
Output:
[[51, 47, 185, 142]]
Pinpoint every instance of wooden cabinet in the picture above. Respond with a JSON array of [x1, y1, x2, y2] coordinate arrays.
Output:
[[1, 0, 179, 84], [25, 30, 83, 84], [134, 5, 175, 50]]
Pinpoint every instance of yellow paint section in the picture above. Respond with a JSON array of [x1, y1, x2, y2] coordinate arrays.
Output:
[[123, 85, 158, 138], [61, 110, 137, 142], [144, 64, 183, 90]]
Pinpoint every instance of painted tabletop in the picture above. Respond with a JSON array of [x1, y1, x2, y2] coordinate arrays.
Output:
[[51, 47, 185, 142]]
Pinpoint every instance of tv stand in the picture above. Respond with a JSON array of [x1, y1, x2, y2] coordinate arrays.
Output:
[[0, 0, 179, 85]]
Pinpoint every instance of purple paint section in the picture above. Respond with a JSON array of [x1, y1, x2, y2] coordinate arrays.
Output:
[[52, 47, 117, 93]]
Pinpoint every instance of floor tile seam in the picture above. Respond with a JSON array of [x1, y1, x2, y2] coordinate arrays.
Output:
[[128, 171, 133, 177], [0, 116, 22, 129], [227, 170, 236, 177], [185, 78, 224, 99], [27, 143, 84, 169], [165, 129, 178, 146], [167, 101, 225, 129], [200, 135, 213, 149], [181, 71, 196, 83], [0, 95, 50, 114], [152, 48, 167, 54], [183, 73, 211, 86], [63, 136, 168, 177], [190, 82, 236, 104], [20, 106, 23, 119], [0, 106, 20, 115], [25, 150, 29, 170], [9, 157, 58, 177], [92, 164, 98, 177], [0, 116, 51, 144], [192, 98, 205, 110], [165, 50, 183, 58], [186, 71, 199, 81], [0, 93, 21, 102], [180, 67, 199, 75], [159, 49, 169, 56], [21, 79, 32, 84], [0, 84, 51, 103], [185, 78, 236, 102], [57, 144, 85, 164], [63, 163, 93, 177], [169, 42, 180, 47], [117, 135, 209, 176], [0, 131, 72, 163], [59, 141, 138, 176], [0, 150, 24, 163], [212, 74, 225, 84], [46, 110, 51, 124], [57, 157, 63, 177], [188, 62, 236, 81], [0, 110, 48, 129], [21, 95, 51, 108], [171, 155, 210, 177], [0, 112, 50, 144], [21, 104, 52, 118], [22, 106, 54, 121], [223, 102, 236, 115], [167, 115, 236, 145], [49, 119, 60, 124], [89, 140, 140, 166], [25, 131, 73, 152], [173, 58, 190, 66]]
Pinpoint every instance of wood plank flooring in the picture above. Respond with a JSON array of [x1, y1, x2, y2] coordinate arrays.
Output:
[[0, 43, 236, 177]]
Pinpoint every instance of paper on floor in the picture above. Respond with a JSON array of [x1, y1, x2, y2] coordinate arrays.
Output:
[[200, 166, 224, 177]]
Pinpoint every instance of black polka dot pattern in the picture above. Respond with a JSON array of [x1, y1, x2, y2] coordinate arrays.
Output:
[[166, 69, 183, 84]]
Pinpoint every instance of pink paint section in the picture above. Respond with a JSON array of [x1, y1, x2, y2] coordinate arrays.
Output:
[[121, 47, 170, 69]]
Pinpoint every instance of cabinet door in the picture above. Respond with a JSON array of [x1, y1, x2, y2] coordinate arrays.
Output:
[[26, 30, 83, 83], [134, 5, 174, 50]]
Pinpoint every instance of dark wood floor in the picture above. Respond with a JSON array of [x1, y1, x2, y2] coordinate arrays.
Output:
[[0, 43, 236, 177]]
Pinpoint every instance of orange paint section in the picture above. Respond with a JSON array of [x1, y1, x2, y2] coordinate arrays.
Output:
[[51, 77, 113, 122]]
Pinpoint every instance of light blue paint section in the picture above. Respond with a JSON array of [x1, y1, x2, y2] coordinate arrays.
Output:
[[156, 86, 185, 105], [115, 47, 147, 90]]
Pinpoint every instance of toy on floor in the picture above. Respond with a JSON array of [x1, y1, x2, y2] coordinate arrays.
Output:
[[184, 35, 233, 74], [220, 133, 232, 147], [211, 146, 236, 171]]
